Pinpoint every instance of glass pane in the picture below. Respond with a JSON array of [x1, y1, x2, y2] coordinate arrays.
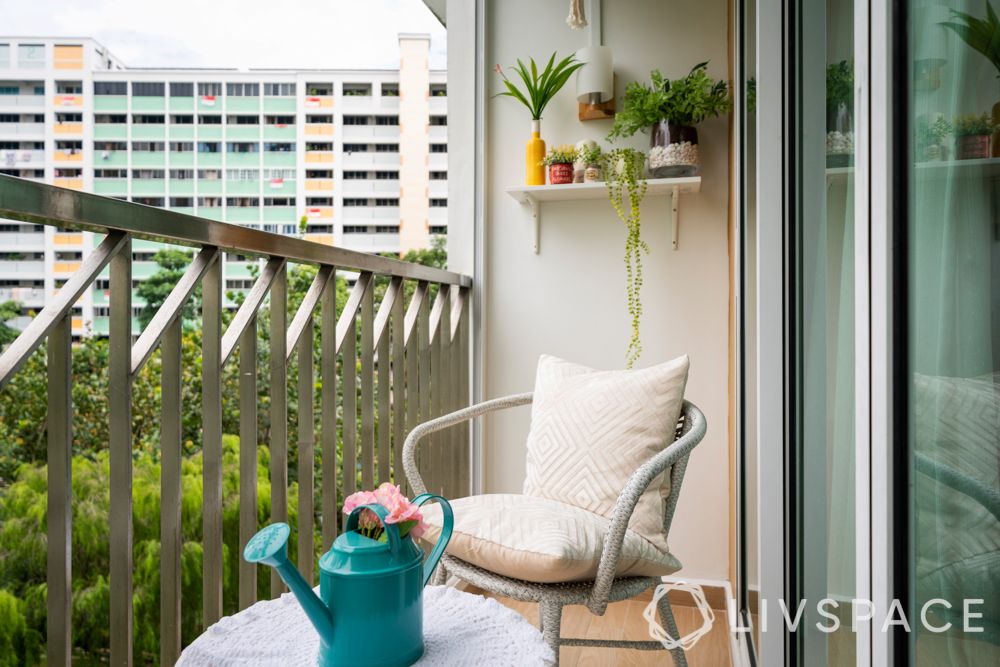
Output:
[[794, 0, 856, 662], [907, 3, 1000, 664]]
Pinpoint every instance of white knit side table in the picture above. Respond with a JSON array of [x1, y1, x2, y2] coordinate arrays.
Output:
[[177, 585, 554, 666]]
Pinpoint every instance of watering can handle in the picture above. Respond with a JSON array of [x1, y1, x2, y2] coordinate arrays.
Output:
[[345, 502, 403, 556], [412, 494, 454, 587]]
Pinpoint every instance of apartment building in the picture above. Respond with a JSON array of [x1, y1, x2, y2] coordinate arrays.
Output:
[[0, 35, 447, 335]]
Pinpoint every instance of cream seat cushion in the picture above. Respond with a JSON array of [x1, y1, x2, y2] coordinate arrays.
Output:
[[523, 354, 689, 553], [420, 494, 682, 583]]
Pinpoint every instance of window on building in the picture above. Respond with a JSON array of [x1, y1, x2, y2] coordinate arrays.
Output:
[[343, 83, 372, 96], [132, 82, 165, 97], [263, 143, 294, 152], [430, 115, 447, 126], [198, 169, 221, 180], [132, 114, 165, 124], [305, 170, 333, 179], [226, 142, 258, 153], [263, 82, 295, 96], [306, 83, 333, 96], [226, 115, 259, 125], [343, 171, 368, 179], [305, 142, 332, 152], [198, 82, 222, 97], [226, 197, 259, 207], [170, 197, 194, 207], [375, 225, 398, 233], [131, 141, 165, 152], [375, 144, 398, 153], [169, 82, 194, 97], [430, 198, 448, 207], [94, 81, 126, 95], [197, 142, 221, 153], [94, 169, 127, 178], [375, 198, 399, 207], [343, 225, 368, 233], [226, 169, 259, 181], [343, 198, 367, 207], [55, 140, 82, 151], [306, 114, 333, 124], [198, 114, 222, 125], [343, 143, 369, 153], [375, 171, 398, 180], [307, 197, 333, 206], [54, 167, 82, 177], [343, 115, 371, 126], [170, 114, 194, 124], [263, 168, 295, 179], [56, 112, 83, 123], [430, 144, 447, 153], [264, 115, 295, 126], [430, 171, 447, 180], [169, 169, 194, 179], [95, 114, 126, 124], [131, 169, 165, 179], [381, 84, 399, 97], [307, 225, 334, 234], [0, 86, 19, 95], [0, 45, 9, 68], [94, 141, 126, 152], [132, 196, 165, 206], [169, 142, 194, 152], [197, 196, 221, 207], [264, 197, 295, 206], [375, 116, 399, 126], [226, 83, 259, 97], [429, 84, 447, 97], [56, 81, 82, 94], [18, 44, 45, 68], [429, 226, 447, 234]]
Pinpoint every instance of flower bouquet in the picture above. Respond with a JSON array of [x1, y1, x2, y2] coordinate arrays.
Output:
[[343, 482, 429, 542]]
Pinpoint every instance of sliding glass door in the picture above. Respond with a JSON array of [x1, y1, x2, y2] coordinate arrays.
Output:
[[905, 2, 1000, 664]]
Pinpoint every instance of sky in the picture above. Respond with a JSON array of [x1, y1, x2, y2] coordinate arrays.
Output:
[[6, 0, 447, 70]]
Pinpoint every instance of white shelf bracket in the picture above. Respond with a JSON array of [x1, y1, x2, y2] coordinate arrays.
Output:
[[522, 198, 540, 254], [670, 186, 680, 250]]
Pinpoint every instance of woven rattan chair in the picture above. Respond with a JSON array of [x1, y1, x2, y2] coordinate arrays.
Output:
[[403, 392, 707, 666]]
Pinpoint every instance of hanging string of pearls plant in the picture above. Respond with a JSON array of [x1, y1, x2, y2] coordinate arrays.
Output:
[[602, 147, 648, 368]]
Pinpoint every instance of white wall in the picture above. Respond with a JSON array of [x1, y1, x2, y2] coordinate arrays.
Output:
[[483, 0, 731, 580]]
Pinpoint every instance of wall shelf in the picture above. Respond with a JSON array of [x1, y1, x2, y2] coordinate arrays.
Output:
[[506, 177, 702, 253]]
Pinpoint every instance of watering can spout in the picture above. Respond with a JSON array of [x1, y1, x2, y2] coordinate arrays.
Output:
[[243, 523, 336, 640]]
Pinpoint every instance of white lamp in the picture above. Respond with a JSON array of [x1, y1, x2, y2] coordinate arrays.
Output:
[[575, 45, 614, 106]]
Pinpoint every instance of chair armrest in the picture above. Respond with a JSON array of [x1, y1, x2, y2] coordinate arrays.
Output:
[[403, 392, 534, 495], [588, 400, 707, 613]]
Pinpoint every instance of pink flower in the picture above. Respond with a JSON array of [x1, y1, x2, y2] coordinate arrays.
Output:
[[342, 483, 428, 540]]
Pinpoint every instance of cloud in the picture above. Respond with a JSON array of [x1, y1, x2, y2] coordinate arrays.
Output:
[[6, 0, 446, 69]]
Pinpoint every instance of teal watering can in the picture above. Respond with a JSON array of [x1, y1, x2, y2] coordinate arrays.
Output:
[[243, 494, 454, 667]]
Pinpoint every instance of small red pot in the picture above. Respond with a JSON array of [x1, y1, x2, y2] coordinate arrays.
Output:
[[548, 163, 574, 184], [957, 135, 990, 160]]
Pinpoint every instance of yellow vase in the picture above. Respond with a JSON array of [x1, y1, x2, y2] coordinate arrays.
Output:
[[525, 119, 546, 185]]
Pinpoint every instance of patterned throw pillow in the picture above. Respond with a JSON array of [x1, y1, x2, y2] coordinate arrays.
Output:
[[522, 354, 690, 553]]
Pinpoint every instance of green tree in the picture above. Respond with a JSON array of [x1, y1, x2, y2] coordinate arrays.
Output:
[[136, 249, 201, 330], [0, 300, 23, 349]]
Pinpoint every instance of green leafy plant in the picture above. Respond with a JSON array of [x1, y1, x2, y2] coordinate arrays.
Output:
[[954, 113, 995, 136], [915, 115, 952, 146], [826, 60, 853, 110], [580, 144, 603, 166], [540, 144, 577, 166], [607, 62, 730, 141], [495, 53, 585, 120], [602, 148, 649, 368], [941, 3, 1000, 76]]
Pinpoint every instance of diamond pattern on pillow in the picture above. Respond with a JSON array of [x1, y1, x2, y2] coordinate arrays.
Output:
[[522, 355, 689, 553]]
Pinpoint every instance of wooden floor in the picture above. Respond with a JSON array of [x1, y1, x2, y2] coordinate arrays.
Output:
[[481, 590, 733, 666]]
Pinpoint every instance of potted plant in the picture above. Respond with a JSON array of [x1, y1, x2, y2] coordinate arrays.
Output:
[[607, 62, 730, 177], [954, 113, 994, 159], [826, 60, 854, 166], [915, 114, 952, 162], [942, 4, 1000, 156], [495, 54, 585, 185], [580, 144, 604, 182], [541, 145, 577, 184]]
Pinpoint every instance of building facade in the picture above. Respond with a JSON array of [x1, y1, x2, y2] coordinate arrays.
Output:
[[0, 35, 447, 336]]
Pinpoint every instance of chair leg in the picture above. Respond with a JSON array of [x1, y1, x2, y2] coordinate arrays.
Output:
[[657, 595, 688, 667], [539, 599, 563, 666]]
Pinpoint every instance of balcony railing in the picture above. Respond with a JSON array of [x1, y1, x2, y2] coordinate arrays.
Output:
[[0, 174, 473, 666]]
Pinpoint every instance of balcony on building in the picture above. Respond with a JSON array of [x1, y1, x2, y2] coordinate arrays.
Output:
[[0, 112, 44, 138], [304, 82, 335, 110], [0, 81, 46, 110], [342, 82, 373, 108]]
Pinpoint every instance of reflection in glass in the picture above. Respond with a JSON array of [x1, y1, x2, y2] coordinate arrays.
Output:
[[908, 2, 1000, 664]]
